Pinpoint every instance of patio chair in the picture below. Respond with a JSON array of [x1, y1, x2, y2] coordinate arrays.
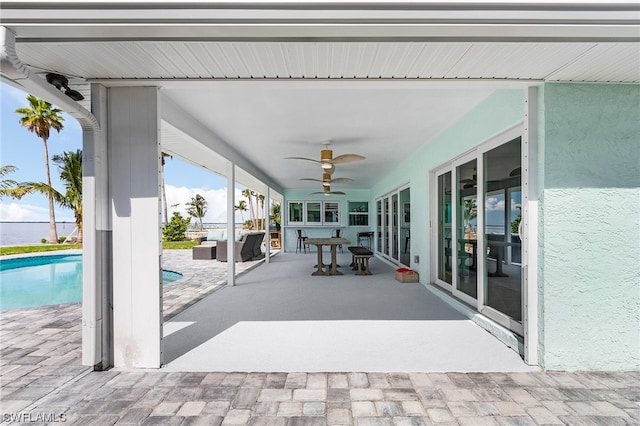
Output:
[[296, 229, 309, 253], [331, 228, 344, 253]]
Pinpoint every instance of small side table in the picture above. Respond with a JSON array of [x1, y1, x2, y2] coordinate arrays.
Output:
[[192, 245, 216, 260]]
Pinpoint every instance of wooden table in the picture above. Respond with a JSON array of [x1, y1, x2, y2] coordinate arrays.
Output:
[[306, 237, 351, 276]]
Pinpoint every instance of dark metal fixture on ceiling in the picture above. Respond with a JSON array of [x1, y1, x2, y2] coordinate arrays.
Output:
[[46, 73, 84, 101]]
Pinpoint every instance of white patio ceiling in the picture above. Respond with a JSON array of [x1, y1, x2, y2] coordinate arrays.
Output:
[[3, 1, 639, 193]]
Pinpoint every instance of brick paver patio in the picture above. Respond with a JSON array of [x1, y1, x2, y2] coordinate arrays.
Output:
[[1, 250, 639, 425]]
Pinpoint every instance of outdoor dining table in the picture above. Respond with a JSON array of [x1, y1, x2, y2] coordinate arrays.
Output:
[[306, 237, 351, 276]]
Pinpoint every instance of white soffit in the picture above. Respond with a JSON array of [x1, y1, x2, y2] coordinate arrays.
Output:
[[161, 120, 273, 195], [15, 41, 640, 82]]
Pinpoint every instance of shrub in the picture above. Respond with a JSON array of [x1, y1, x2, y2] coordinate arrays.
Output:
[[58, 236, 67, 243], [162, 212, 191, 242]]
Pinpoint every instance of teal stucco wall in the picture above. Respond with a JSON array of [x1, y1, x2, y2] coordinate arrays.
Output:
[[371, 89, 525, 282], [538, 83, 640, 371]]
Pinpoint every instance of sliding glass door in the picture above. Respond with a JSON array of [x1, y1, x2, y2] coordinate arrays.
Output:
[[483, 137, 522, 323], [376, 186, 411, 267], [432, 128, 524, 335], [436, 171, 452, 285], [455, 158, 478, 301]]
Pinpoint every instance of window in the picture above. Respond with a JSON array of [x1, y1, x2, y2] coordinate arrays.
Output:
[[287, 201, 341, 225], [307, 202, 321, 224], [348, 201, 369, 226], [324, 202, 340, 224], [288, 202, 304, 224]]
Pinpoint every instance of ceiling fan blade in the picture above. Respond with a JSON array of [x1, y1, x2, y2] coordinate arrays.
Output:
[[509, 167, 521, 177], [331, 154, 366, 164], [329, 177, 354, 183], [300, 178, 322, 182], [310, 191, 346, 195], [285, 156, 320, 163]]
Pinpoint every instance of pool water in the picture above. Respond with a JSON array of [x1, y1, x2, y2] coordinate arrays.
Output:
[[0, 254, 182, 311]]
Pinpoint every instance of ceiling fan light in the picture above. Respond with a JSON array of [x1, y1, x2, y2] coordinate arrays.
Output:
[[321, 162, 333, 170]]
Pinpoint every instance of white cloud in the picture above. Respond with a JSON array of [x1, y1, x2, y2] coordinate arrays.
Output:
[[0, 202, 74, 222], [165, 185, 261, 225], [485, 197, 505, 211]]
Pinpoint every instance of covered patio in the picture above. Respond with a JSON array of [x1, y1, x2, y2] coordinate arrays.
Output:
[[2, 1, 638, 373], [163, 252, 537, 373]]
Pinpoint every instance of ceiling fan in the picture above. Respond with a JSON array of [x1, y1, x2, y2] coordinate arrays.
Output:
[[311, 186, 347, 195], [310, 184, 346, 196], [300, 173, 354, 185], [286, 140, 365, 174]]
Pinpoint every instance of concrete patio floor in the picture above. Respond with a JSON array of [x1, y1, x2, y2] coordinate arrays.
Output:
[[163, 251, 535, 373], [1, 249, 639, 425]]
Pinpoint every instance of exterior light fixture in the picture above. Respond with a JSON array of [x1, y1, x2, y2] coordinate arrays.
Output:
[[64, 88, 84, 101], [45, 72, 85, 101]]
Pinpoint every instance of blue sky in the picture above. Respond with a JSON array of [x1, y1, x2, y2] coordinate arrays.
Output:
[[0, 81, 249, 224]]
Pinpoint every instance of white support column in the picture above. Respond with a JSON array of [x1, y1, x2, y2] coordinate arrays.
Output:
[[523, 87, 539, 366], [265, 187, 271, 263], [82, 83, 112, 370], [109, 87, 162, 368], [227, 161, 236, 285]]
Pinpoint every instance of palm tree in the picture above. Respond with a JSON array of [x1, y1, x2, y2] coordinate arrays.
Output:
[[0, 165, 30, 200], [270, 201, 281, 230], [257, 193, 265, 229], [161, 152, 172, 225], [186, 194, 207, 231], [241, 188, 256, 229], [52, 150, 83, 243], [15, 95, 64, 244], [21, 150, 83, 243], [234, 200, 247, 223]]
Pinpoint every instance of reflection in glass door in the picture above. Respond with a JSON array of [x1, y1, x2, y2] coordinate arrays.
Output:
[[383, 198, 390, 256], [437, 172, 452, 284], [483, 137, 522, 322], [456, 159, 478, 300], [399, 188, 411, 266], [376, 200, 382, 253], [391, 193, 399, 261]]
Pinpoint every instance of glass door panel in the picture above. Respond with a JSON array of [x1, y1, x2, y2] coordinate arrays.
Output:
[[437, 172, 453, 284], [399, 187, 410, 266], [376, 200, 382, 253], [483, 137, 522, 322], [456, 159, 478, 299], [383, 197, 390, 256], [391, 193, 399, 261]]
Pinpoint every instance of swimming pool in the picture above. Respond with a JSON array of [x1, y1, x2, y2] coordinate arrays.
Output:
[[0, 254, 182, 311]]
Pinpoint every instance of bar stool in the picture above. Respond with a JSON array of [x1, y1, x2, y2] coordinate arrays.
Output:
[[296, 229, 309, 253], [332, 229, 344, 253]]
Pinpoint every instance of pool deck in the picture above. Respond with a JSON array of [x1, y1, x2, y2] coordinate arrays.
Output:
[[1, 249, 639, 425]]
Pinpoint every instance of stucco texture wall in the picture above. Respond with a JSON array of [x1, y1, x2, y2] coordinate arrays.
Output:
[[539, 83, 640, 371]]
